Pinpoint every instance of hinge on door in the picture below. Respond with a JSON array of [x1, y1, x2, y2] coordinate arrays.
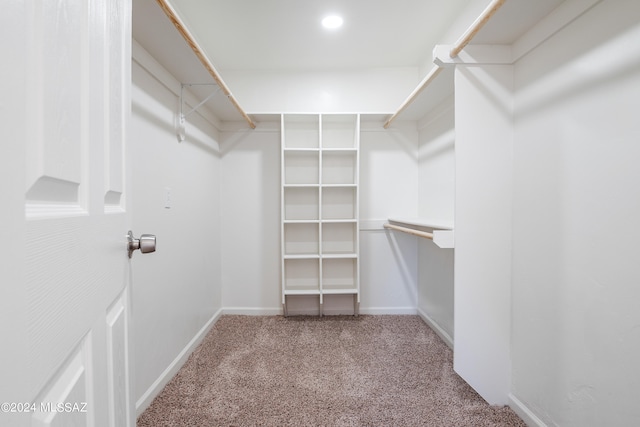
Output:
[[177, 83, 221, 142]]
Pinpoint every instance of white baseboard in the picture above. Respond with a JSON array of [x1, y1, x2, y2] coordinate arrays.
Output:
[[417, 308, 454, 349], [222, 307, 283, 316], [508, 393, 548, 427], [359, 307, 417, 315], [135, 308, 223, 417], [221, 306, 419, 316]]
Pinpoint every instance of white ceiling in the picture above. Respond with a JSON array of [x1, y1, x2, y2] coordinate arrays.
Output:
[[163, 0, 471, 72], [132, 0, 565, 122]]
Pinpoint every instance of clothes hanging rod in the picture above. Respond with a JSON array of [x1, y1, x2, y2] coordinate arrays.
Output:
[[384, 223, 434, 240], [154, 0, 256, 129], [450, 0, 508, 58], [384, 0, 508, 129]]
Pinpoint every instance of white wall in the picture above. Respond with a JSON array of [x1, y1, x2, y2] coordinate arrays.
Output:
[[417, 96, 456, 344], [360, 121, 420, 314], [219, 122, 282, 313], [510, 1, 640, 425], [130, 49, 222, 412], [226, 68, 419, 114], [218, 118, 420, 315]]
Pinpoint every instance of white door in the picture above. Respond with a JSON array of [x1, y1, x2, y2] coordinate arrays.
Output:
[[1, 1, 136, 426]]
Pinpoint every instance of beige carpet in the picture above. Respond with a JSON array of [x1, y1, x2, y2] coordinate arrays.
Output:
[[137, 315, 525, 426]]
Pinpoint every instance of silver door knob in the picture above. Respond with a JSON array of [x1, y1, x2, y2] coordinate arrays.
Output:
[[127, 230, 156, 258]]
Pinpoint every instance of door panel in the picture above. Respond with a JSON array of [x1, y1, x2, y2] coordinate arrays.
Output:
[[25, 0, 85, 216], [2, 1, 133, 426], [31, 335, 93, 427], [106, 292, 130, 427]]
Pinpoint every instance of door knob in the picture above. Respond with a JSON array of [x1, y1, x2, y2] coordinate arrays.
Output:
[[127, 231, 156, 258]]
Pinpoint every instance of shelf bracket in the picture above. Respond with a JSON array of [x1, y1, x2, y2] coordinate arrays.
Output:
[[177, 83, 221, 142]]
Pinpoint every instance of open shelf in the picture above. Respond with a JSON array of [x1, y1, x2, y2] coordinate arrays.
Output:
[[322, 186, 356, 220], [322, 114, 358, 149], [322, 222, 357, 255], [322, 151, 357, 185], [283, 114, 319, 149], [284, 258, 320, 293], [283, 187, 319, 221], [284, 223, 319, 256], [284, 151, 319, 185], [322, 258, 358, 292]]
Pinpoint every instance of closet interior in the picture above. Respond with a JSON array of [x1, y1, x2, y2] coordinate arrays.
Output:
[[131, 0, 640, 426]]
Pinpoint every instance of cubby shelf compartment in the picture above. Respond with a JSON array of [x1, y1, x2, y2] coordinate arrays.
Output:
[[284, 151, 319, 185], [322, 114, 358, 149], [322, 151, 357, 185], [281, 113, 360, 317], [322, 257, 358, 292], [283, 115, 319, 148], [322, 186, 357, 220], [322, 222, 357, 255], [283, 258, 320, 293], [283, 187, 319, 221], [283, 222, 319, 256]]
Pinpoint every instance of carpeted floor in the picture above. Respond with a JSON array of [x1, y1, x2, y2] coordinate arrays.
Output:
[[137, 315, 525, 426]]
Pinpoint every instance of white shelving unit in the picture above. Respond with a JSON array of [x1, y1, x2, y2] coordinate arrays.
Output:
[[281, 114, 360, 316]]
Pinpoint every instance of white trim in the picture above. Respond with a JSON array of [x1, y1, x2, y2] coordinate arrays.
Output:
[[359, 307, 417, 315], [508, 394, 548, 427], [221, 307, 420, 316], [222, 307, 283, 316], [417, 308, 453, 349], [135, 308, 223, 416]]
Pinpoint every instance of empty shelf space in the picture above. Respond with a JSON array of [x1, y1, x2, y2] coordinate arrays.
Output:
[[284, 258, 320, 293], [283, 223, 319, 256], [283, 187, 319, 221], [322, 114, 358, 149], [322, 187, 356, 220], [283, 151, 319, 185], [322, 151, 357, 185], [322, 222, 357, 255], [322, 258, 358, 292], [283, 115, 319, 149]]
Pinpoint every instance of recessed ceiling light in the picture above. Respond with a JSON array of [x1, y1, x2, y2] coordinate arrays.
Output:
[[322, 15, 343, 30]]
